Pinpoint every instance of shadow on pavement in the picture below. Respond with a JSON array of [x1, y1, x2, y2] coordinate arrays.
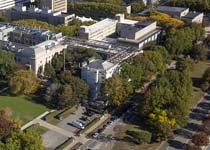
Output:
[[168, 140, 185, 149], [189, 112, 206, 121], [174, 129, 192, 139], [184, 122, 202, 132]]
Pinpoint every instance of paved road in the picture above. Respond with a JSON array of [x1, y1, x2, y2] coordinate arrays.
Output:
[[159, 93, 209, 150]]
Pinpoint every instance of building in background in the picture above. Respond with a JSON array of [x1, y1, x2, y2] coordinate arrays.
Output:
[[40, 0, 67, 13], [0, 0, 28, 10], [78, 18, 118, 41], [7, 5, 75, 25], [0, 22, 66, 75]]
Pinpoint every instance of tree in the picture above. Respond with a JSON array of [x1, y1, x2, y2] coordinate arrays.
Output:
[[190, 44, 207, 61], [186, 144, 201, 150], [0, 50, 16, 80], [0, 111, 20, 141], [202, 119, 210, 135], [56, 84, 74, 109], [147, 109, 176, 141], [133, 51, 165, 81], [120, 63, 143, 89], [44, 63, 55, 78], [151, 45, 171, 64], [130, 2, 145, 13], [101, 76, 133, 106], [202, 67, 210, 89], [192, 132, 209, 146], [9, 70, 40, 95], [59, 71, 89, 102], [3, 131, 44, 150]]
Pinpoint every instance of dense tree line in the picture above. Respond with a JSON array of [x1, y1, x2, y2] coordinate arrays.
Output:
[[14, 19, 95, 37], [168, 0, 210, 12], [128, 10, 184, 30], [68, 2, 126, 19], [140, 58, 193, 140], [165, 24, 205, 56]]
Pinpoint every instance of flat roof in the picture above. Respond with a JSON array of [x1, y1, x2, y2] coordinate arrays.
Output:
[[81, 18, 117, 33], [182, 12, 203, 19], [156, 6, 187, 13], [120, 19, 138, 25]]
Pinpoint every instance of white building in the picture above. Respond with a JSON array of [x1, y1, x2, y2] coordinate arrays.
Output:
[[78, 18, 118, 40], [1, 39, 66, 74], [81, 59, 118, 100], [0, 0, 28, 10]]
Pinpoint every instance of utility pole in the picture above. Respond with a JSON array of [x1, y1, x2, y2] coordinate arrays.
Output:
[[63, 48, 66, 71]]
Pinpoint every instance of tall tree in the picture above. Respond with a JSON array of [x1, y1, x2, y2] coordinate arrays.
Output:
[[101, 76, 133, 106], [9, 70, 40, 95]]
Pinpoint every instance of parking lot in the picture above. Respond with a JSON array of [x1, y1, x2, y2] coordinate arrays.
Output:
[[42, 105, 94, 149]]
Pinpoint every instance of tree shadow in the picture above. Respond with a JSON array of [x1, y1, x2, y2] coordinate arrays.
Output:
[[184, 122, 202, 132], [189, 112, 206, 121], [191, 108, 209, 115], [204, 95, 210, 101], [198, 102, 210, 110], [174, 129, 193, 139], [191, 77, 201, 88], [168, 140, 186, 149]]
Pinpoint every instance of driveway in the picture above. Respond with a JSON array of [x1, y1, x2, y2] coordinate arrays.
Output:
[[41, 106, 86, 149]]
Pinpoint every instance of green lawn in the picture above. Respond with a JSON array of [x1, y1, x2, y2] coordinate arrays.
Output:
[[26, 124, 48, 135], [190, 61, 210, 78], [0, 96, 49, 125]]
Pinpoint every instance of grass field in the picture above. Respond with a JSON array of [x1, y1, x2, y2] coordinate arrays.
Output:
[[26, 124, 48, 135], [191, 61, 210, 78], [0, 96, 49, 125]]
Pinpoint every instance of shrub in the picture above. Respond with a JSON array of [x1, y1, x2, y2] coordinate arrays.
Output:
[[126, 129, 152, 144]]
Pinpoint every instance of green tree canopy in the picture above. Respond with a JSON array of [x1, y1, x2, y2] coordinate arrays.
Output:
[[9, 70, 40, 95]]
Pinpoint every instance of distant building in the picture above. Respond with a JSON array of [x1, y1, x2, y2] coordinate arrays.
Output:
[[78, 18, 118, 41], [142, 0, 159, 6], [116, 14, 161, 49], [182, 12, 204, 24], [81, 59, 118, 100], [7, 5, 75, 25], [155, 6, 204, 23], [156, 6, 190, 18], [40, 0, 67, 13], [78, 14, 161, 49], [0, 0, 28, 10]]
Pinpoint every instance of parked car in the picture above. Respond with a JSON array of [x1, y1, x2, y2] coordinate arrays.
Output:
[[70, 121, 85, 129]]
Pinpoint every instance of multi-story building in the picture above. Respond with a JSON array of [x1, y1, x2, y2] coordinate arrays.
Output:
[[9, 26, 62, 45], [79, 14, 161, 49], [0, 22, 66, 75], [0, 0, 28, 10], [7, 5, 75, 25], [81, 59, 118, 100], [116, 14, 161, 49], [1, 40, 66, 74], [155, 6, 204, 23], [40, 0, 67, 13]]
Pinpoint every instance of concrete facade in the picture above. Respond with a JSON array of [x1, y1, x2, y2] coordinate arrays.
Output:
[[0, 0, 28, 10], [78, 19, 118, 41], [8, 5, 75, 25], [40, 0, 67, 13], [81, 59, 118, 100], [0, 22, 66, 75]]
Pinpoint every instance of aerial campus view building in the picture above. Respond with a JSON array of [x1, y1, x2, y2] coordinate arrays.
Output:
[[0, 23, 66, 74], [79, 13, 161, 99], [0, 0, 28, 10]]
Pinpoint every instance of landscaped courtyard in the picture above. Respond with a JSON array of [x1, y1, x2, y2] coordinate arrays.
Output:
[[0, 95, 49, 125]]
